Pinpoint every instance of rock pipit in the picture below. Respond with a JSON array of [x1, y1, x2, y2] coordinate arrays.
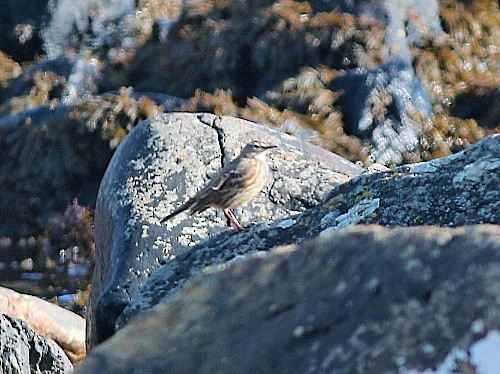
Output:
[[161, 140, 276, 231]]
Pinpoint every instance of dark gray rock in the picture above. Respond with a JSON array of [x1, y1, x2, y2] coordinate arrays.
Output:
[[0, 105, 112, 237], [0, 312, 72, 373], [102, 91, 187, 110], [87, 112, 362, 347], [1, 54, 102, 105], [452, 86, 500, 130], [0, 104, 69, 128], [116, 133, 499, 328], [76, 225, 500, 374]]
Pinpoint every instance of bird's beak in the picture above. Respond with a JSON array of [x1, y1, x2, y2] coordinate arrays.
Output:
[[264, 145, 277, 150]]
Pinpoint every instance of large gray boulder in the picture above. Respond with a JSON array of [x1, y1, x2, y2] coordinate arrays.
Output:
[[0, 312, 73, 373], [77, 225, 500, 373], [88, 112, 361, 347], [115, 133, 499, 329], [83, 111, 498, 372]]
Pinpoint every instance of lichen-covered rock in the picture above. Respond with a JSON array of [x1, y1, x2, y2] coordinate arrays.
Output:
[[313, 133, 499, 229], [87, 112, 361, 347], [76, 225, 500, 374], [0, 312, 73, 373], [115, 133, 499, 330]]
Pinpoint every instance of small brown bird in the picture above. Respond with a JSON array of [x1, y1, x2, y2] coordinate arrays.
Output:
[[160, 140, 276, 231]]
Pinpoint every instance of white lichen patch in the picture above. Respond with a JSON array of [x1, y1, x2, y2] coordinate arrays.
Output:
[[293, 325, 306, 338], [320, 198, 380, 236], [122, 174, 159, 239], [146, 129, 165, 151], [470, 330, 500, 374], [151, 236, 169, 252], [140, 224, 149, 239], [277, 218, 297, 229], [402, 347, 467, 374], [409, 162, 438, 173], [319, 209, 341, 229], [453, 159, 500, 185], [421, 343, 435, 354], [177, 219, 212, 246], [470, 319, 485, 334], [366, 277, 380, 291], [130, 157, 146, 171], [402, 330, 500, 374]]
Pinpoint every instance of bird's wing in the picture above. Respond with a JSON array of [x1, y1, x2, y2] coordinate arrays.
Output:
[[211, 170, 243, 191]]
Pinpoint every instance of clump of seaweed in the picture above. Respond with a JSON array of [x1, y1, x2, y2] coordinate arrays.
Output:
[[71, 86, 164, 148], [44, 198, 95, 264], [414, 0, 499, 107], [181, 66, 368, 165], [112, 0, 386, 101], [0, 52, 21, 91]]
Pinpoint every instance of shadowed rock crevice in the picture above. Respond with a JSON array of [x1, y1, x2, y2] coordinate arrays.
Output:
[[197, 113, 227, 167]]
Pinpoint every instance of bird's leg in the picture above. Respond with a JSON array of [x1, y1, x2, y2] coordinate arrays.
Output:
[[223, 209, 246, 231]]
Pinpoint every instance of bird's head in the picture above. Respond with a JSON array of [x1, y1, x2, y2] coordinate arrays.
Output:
[[240, 140, 277, 158]]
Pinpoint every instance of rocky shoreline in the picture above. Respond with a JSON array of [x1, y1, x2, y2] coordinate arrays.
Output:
[[0, 0, 498, 372]]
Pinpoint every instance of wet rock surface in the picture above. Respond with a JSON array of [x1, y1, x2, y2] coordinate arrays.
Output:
[[76, 225, 500, 374], [88, 112, 360, 346], [0, 286, 86, 363], [329, 59, 433, 165]]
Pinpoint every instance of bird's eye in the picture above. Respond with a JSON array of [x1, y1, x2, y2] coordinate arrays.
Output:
[[252, 144, 259, 148]]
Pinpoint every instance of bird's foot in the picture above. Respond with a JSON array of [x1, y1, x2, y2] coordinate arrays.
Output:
[[223, 209, 247, 232]]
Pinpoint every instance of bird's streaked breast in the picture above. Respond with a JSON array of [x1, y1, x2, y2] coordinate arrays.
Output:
[[222, 158, 269, 209]]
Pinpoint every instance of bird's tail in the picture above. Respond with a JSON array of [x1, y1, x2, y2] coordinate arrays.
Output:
[[160, 200, 193, 223]]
